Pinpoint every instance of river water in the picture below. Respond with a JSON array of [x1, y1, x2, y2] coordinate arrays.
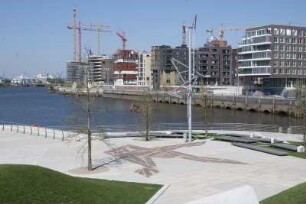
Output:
[[0, 87, 301, 129]]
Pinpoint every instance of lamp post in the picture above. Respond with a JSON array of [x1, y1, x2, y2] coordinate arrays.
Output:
[[187, 16, 197, 142]]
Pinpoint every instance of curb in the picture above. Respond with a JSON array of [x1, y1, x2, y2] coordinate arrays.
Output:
[[146, 184, 170, 204]]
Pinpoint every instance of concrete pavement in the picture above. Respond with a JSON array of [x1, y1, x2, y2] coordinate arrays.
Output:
[[1, 129, 306, 203]]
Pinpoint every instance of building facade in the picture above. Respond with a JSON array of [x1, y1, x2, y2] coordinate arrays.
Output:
[[66, 61, 85, 83], [238, 25, 306, 94], [113, 50, 138, 85], [88, 55, 114, 85], [137, 52, 152, 86], [151, 45, 188, 90], [197, 40, 235, 85], [151, 42, 236, 90]]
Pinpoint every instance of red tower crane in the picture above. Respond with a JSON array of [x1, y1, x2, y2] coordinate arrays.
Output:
[[67, 21, 82, 62], [116, 31, 127, 50]]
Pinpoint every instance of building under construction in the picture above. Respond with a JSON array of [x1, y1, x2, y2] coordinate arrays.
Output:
[[88, 55, 114, 85], [66, 61, 86, 83]]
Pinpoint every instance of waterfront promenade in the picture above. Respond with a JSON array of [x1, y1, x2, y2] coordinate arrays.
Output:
[[1, 126, 306, 203]]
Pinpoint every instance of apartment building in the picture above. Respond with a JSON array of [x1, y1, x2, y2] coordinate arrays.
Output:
[[151, 41, 236, 90], [238, 25, 306, 93], [197, 40, 235, 85], [113, 50, 138, 85], [151, 45, 188, 90], [137, 51, 152, 86]]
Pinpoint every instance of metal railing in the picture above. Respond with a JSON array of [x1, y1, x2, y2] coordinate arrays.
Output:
[[0, 121, 303, 138]]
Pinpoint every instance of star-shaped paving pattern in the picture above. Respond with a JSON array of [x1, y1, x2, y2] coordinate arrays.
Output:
[[105, 142, 245, 177]]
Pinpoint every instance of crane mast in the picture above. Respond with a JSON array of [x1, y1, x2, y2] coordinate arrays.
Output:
[[73, 8, 77, 61]]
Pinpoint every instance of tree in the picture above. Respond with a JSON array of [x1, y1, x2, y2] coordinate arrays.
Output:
[[130, 89, 153, 141], [295, 80, 306, 147], [65, 50, 99, 171], [199, 80, 209, 137]]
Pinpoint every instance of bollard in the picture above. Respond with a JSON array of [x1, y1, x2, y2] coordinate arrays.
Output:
[[23, 126, 25, 134], [17, 125, 19, 133], [287, 127, 292, 134], [30, 126, 32, 135], [61, 130, 64, 141], [53, 130, 55, 139], [45, 128, 47, 138], [2, 124, 4, 131], [11, 124, 12, 131], [183, 132, 187, 142], [278, 126, 283, 133], [37, 127, 40, 136]]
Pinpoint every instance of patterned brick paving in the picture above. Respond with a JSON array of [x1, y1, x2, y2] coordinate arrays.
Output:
[[105, 142, 245, 177]]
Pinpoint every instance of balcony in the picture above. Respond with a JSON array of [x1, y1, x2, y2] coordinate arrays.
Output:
[[238, 66, 271, 76]]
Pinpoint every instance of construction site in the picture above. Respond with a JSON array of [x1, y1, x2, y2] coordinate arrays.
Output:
[[65, 8, 241, 90], [65, 8, 306, 96]]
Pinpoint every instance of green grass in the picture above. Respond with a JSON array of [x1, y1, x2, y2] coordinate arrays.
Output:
[[260, 182, 306, 204], [0, 164, 162, 204]]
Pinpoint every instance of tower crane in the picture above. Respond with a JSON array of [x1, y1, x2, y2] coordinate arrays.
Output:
[[218, 24, 257, 40], [68, 7, 77, 61], [67, 8, 111, 61], [116, 31, 127, 50], [83, 24, 111, 55], [67, 20, 82, 62]]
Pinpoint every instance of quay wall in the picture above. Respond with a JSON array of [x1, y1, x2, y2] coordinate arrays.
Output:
[[54, 87, 301, 117]]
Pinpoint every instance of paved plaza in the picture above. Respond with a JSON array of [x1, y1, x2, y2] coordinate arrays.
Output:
[[1, 129, 306, 203]]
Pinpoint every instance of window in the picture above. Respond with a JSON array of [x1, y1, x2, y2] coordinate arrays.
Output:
[[292, 61, 296, 67], [292, 30, 298, 36], [273, 37, 278, 43], [273, 28, 279, 35], [298, 39, 303, 44], [286, 29, 291, 36], [280, 61, 285, 66], [286, 53, 290, 59], [280, 53, 285, 59], [292, 38, 297, 44], [285, 38, 290, 43], [292, 53, 297, 59], [280, 28, 286, 35], [273, 45, 279, 51], [279, 45, 284, 51], [292, 46, 297, 51], [298, 30, 304, 37], [299, 46, 303, 52], [285, 61, 290, 67], [279, 37, 284, 43], [273, 53, 279, 58]]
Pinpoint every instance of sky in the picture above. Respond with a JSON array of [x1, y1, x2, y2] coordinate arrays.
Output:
[[0, 0, 305, 78]]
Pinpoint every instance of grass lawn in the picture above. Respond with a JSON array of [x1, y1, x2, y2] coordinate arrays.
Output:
[[0, 164, 162, 204], [260, 182, 306, 204]]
